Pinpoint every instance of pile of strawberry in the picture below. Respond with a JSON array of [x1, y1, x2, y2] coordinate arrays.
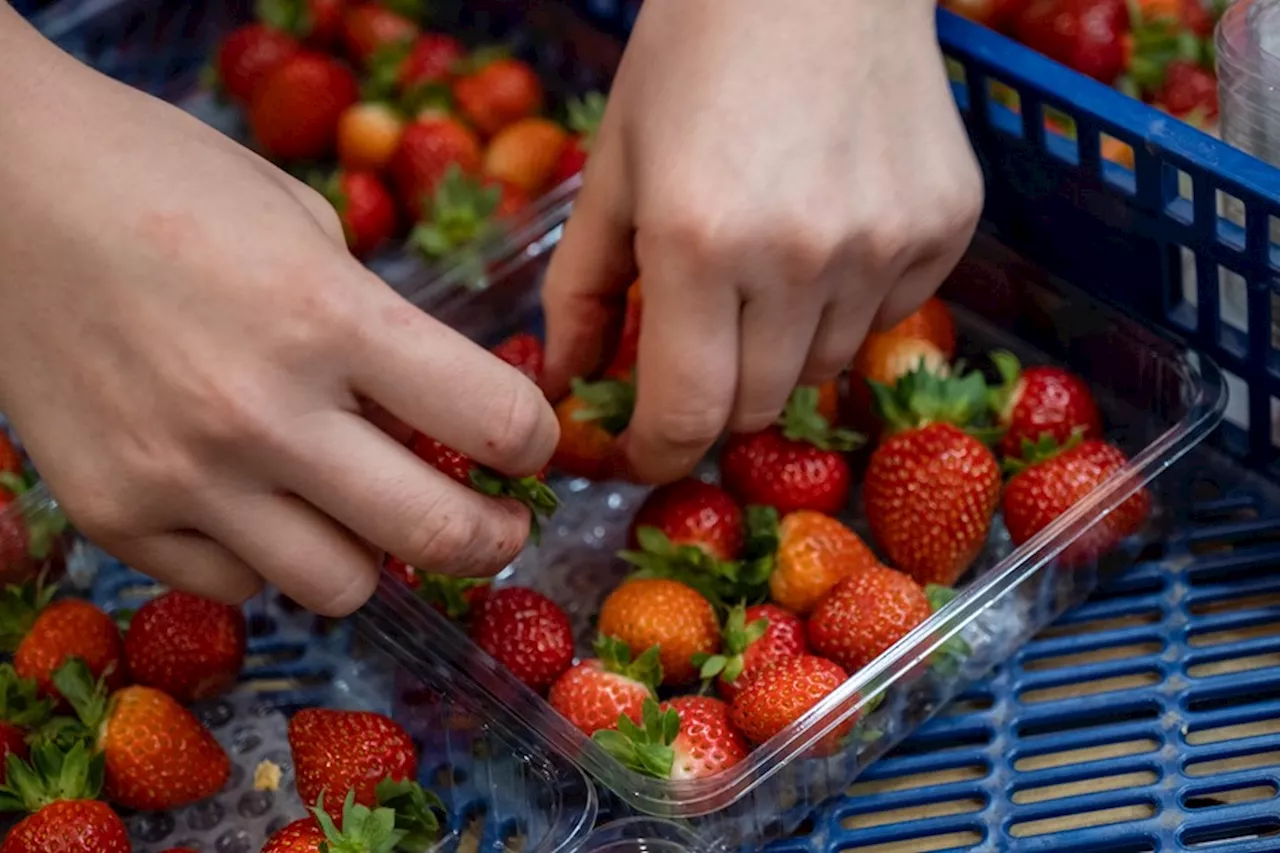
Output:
[[0, 581, 449, 852], [209, 0, 605, 260], [390, 285, 1155, 782], [945, 0, 1223, 133]]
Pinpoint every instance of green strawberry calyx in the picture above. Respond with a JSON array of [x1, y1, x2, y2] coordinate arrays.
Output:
[[779, 386, 863, 452], [869, 361, 1004, 443], [0, 581, 57, 655], [923, 584, 972, 678], [591, 698, 678, 780], [469, 468, 560, 545], [416, 574, 490, 621], [0, 740, 104, 815], [362, 42, 412, 102], [0, 663, 52, 731], [410, 164, 504, 262], [1123, 0, 1213, 97], [451, 44, 512, 77], [1001, 428, 1086, 477], [594, 636, 662, 694], [49, 658, 111, 739], [565, 91, 607, 146], [570, 376, 636, 437], [255, 0, 314, 38], [310, 789, 406, 853], [374, 778, 447, 850], [692, 604, 769, 687]]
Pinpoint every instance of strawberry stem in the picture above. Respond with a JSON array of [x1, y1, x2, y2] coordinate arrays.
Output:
[[409, 165, 503, 262]]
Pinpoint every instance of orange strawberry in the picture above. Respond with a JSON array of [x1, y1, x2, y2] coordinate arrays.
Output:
[[288, 708, 418, 822], [483, 117, 569, 195], [768, 510, 882, 616], [593, 696, 746, 780], [471, 587, 575, 692], [552, 377, 635, 481], [336, 101, 405, 171], [729, 655, 850, 745], [1002, 437, 1151, 564], [123, 590, 246, 705], [0, 743, 129, 853], [452, 53, 543, 137], [54, 661, 229, 811], [807, 565, 933, 673], [8, 593, 126, 706], [597, 579, 719, 686], [695, 603, 808, 701], [847, 298, 957, 434], [548, 636, 661, 735]]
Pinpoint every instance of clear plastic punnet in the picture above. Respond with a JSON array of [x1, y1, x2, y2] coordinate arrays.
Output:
[[359, 200, 1228, 849]]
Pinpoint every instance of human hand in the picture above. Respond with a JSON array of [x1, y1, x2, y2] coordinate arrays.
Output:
[[0, 7, 558, 614], [541, 0, 983, 483]]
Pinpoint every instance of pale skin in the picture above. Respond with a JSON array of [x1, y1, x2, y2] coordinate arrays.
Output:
[[0, 0, 981, 614]]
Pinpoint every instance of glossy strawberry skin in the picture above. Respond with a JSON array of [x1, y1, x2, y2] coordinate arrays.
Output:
[[261, 817, 325, 853], [289, 708, 418, 821], [491, 332, 545, 382], [807, 566, 933, 673], [215, 23, 301, 104], [548, 660, 650, 736], [729, 655, 850, 746], [400, 32, 465, 90], [597, 579, 720, 687], [249, 53, 359, 160], [389, 117, 483, 215], [1160, 59, 1219, 121], [999, 366, 1102, 459], [15, 599, 127, 705], [1002, 439, 1152, 564], [341, 4, 418, 65], [0, 799, 131, 853], [720, 428, 851, 517], [123, 590, 247, 704], [864, 423, 1001, 587], [629, 479, 744, 562], [718, 604, 808, 702], [471, 587, 575, 692], [452, 58, 544, 137], [662, 695, 748, 780], [337, 170, 399, 258], [1014, 0, 1128, 84], [551, 135, 589, 184]]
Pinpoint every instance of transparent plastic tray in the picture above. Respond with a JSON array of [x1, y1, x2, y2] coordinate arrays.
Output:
[[358, 204, 1228, 848], [35, 0, 619, 299]]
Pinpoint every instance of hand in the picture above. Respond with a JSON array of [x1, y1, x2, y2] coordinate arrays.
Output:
[[0, 7, 558, 615], [541, 0, 983, 483]]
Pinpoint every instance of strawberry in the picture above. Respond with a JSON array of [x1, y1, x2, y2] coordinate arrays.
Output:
[[0, 492, 30, 577], [695, 603, 807, 701], [385, 555, 421, 589], [340, 3, 418, 66], [0, 665, 50, 786], [720, 386, 862, 516], [213, 23, 300, 104], [596, 578, 720, 686], [551, 92, 607, 184], [1157, 58, 1218, 121], [552, 377, 635, 481], [452, 53, 544, 137], [1002, 437, 1152, 563], [122, 590, 246, 705], [413, 571, 491, 621], [7, 592, 126, 706], [319, 169, 400, 259], [0, 743, 128, 853], [491, 332, 544, 382], [336, 102, 405, 172], [852, 298, 956, 388], [288, 708, 418, 821], [250, 52, 359, 161], [594, 696, 746, 780], [483, 117, 569, 195], [54, 661, 230, 811], [767, 510, 882, 616], [989, 351, 1102, 459], [627, 478, 745, 562], [408, 166, 526, 261], [399, 32, 465, 92], [262, 785, 445, 853], [410, 432, 559, 541], [729, 655, 850, 745], [603, 279, 643, 380], [255, 0, 346, 49], [388, 116, 481, 213], [471, 587, 575, 691], [807, 565, 933, 673], [548, 636, 661, 735], [0, 431, 21, 479], [1014, 0, 1129, 84], [943, 0, 1033, 30], [864, 365, 1003, 586]]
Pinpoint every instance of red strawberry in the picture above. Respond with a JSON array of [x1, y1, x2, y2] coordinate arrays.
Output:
[[261, 785, 445, 853], [807, 565, 933, 673], [322, 170, 399, 259], [696, 603, 808, 701], [409, 166, 527, 261], [213, 23, 300, 104], [9, 593, 126, 706], [1158, 59, 1219, 121], [597, 579, 720, 687], [551, 92, 606, 184], [341, 3, 418, 65], [255, 0, 346, 48], [390, 118, 483, 215], [604, 279, 643, 380], [491, 332, 544, 382], [720, 386, 862, 516], [729, 655, 851, 746], [123, 590, 246, 704], [943, 0, 1033, 30], [471, 587, 575, 691], [288, 708, 418, 821], [416, 572, 491, 622], [399, 32, 465, 92], [1014, 0, 1129, 84], [0, 491, 30, 575], [250, 52, 359, 161], [628, 478, 745, 562], [336, 101, 405, 172], [593, 696, 746, 780], [865, 365, 1002, 587], [990, 352, 1102, 460], [0, 431, 20, 478], [1002, 438, 1152, 564], [55, 661, 230, 811], [452, 54, 544, 137], [0, 740, 130, 853], [385, 555, 421, 588], [262, 820, 326, 853], [548, 636, 660, 735]]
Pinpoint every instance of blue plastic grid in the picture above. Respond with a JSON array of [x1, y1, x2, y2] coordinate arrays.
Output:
[[24, 0, 1280, 849]]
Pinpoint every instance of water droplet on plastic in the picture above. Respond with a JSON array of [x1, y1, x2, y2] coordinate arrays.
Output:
[[216, 828, 253, 853], [187, 798, 225, 830], [197, 700, 235, 730], [238, 789, 274, 818], [131, 811, 174, 842]]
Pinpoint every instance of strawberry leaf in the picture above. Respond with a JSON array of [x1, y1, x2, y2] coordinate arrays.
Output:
[[312, 789, 408, 853], [363, 41, 413, 101], [0, 473, 28, 497], [779, 386, 864, 452], [416, 574, 488, 620], [570, 377, 636, 436], [595, 636, 662, 692], [410, 165, 503, 261], [0, 741, 104, 814], [592, 698, 678, 779], [375, 778, 446, 850], [50, 658, 110, 733], [0, 581, 56, 654], [565, 91, 607, 144], [1001, 428, 1085, 477], [986, 350, 1021, 417], [870, 360, 1003, 441], [0, 663, 51, 730], [469, 469, 560, 544]]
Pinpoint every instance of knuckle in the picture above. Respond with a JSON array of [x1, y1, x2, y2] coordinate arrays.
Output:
[[407, 500, 479, 568], [859, 214, 915, 271], [311, 560, 378, 617]]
